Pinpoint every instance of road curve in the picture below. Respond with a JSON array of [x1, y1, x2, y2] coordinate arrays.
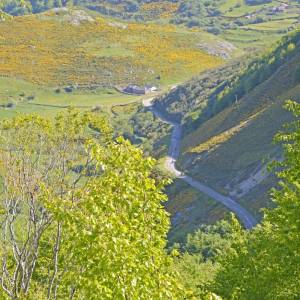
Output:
[[143, 97, 257, 229]]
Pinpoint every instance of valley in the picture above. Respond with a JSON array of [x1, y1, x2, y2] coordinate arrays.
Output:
[[0, 1, 299, 299], [143, 96, 257, 229], [0, 6, 298, 242]]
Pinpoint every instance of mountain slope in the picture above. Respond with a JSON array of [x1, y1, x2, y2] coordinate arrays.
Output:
[[179, 34, 300, 214], [3, 0, 300, 51], [0, 8, 224, 87], [153, 31, 300, 240]]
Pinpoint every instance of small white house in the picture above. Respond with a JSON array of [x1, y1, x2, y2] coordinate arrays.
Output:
[[123, 84, 145, 95]]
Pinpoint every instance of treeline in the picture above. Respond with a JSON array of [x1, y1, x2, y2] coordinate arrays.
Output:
[[0, 0, 222, 16], [154, 59, 248, 123], [213, 31, 300, 115], [1, 0, 80, 15], [1, 0, 287, 35], [110, 102, 172, 158], [0, 0, 227, 33]]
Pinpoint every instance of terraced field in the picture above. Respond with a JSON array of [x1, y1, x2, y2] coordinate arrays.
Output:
[[216, 1, 300, 50], [219, 0, 276, 17], [242, 19, 297, 31]]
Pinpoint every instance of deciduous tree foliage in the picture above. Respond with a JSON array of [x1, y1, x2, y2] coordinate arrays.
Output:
[[171, 218, 243, 299], [0, 110, 184, 299], [213, 100, 300, 299]]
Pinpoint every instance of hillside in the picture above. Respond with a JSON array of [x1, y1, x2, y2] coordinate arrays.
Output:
[[0, 8, 224, 88], [152, 31, 300, 241], [0, 7, 230, 123], [1, 4, 298, 245], [2, 0, 300, 51]]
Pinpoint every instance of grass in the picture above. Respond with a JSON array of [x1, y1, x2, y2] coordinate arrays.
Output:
[[186, 107, 267, 155], [218, 0, 299, 18], [221, 1, 275, 18], [220, 28, 285, 49], [216, 1, 300, 50], [242, 19, 297, 32], [0, 77, 140, 119]]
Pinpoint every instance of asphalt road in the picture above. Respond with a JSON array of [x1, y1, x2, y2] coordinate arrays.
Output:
[[143, 97, 257, 229]]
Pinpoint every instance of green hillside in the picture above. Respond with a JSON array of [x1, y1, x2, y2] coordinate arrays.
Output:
[[2, 2, 298, 244], [0, 8, 230, 124], [153, 31, 300, 240], [2, 0, 300, 51], [0, 8, 224, 87]]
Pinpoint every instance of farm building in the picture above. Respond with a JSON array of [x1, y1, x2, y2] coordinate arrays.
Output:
[[123, 84, 158, 95]]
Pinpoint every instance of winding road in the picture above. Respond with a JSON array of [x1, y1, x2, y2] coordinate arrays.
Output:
[[143, 97, 257, 229]]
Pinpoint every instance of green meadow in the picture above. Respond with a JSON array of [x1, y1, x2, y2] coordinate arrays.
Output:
[[0, 77, 140, 119]]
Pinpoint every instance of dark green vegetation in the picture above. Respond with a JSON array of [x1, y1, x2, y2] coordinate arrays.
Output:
[[110, 102, 172, 157], [166, 178, 229, 245], [171, 102, 300, 298], [152, 31, 300, 241], [171, 218, 242, 298], [213, 101, 300, 299]]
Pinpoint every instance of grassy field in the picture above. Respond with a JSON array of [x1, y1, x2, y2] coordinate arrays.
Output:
[[0, 77, 140, 119], [242, 18, 297, 32], [221, 28, 288, 49], [219, 0, 275, 17], [215, 0, 300, 50], [220, 17, 299, 50], [218, 0, 299, 17]]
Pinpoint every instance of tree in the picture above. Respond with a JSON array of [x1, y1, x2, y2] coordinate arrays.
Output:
[[0, 110, 184, 299], [213, 100, 300, 299], [171, 217, 243, 299]]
